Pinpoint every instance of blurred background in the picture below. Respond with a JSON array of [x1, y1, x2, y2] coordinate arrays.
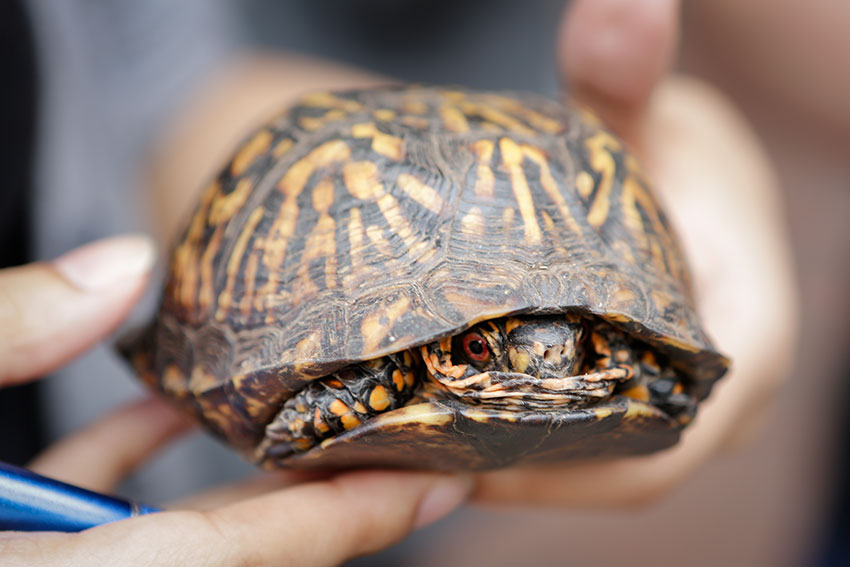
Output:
[[1, 0, 848, 564]]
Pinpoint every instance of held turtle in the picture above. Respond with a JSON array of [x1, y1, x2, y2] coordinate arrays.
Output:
[[126, 86, 729, 470]]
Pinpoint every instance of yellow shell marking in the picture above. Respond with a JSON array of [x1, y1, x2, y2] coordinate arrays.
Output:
[[257, 140, 350, 314], [299, 91, 363, 112], [372, 132, 404, 161], [272, 138, 294, 158], [361, 295, 411, 353], [522, 144, 584, 238], [173, 179, 219, 311], [584, 132, 620, 228], [217, 206, 264, 319], [439, 104, 469, 133], [299, 108, 346, 131], [575, 170, 595, 199], [472, 140, 495, 199], [197, 226, 224, 315], [461, 207, 486, 237], [208, 177, 254, 226], [500, 138, 542, 244], [461, 102, 536, 136], [351, 122, 404, 160], [343, 160, 383, 200], [352, 122, 378, 138], [373, 108, 396, 121], [238, 252, 260, 317], [231, 130, 272, 176], [343, 207, 366, 288], [396, 173, 444, 214]]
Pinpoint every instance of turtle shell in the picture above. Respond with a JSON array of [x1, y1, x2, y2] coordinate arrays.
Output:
[[128, 86, 728, 470]]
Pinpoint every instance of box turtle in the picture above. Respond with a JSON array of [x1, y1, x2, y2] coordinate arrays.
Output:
[[126, 85, 729, 471]]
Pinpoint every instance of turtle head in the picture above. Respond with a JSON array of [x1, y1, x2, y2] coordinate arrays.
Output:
[[421, 314, 592, 407]]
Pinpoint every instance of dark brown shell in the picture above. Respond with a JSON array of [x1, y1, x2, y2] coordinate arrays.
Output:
[[128, 86, 728, 466]]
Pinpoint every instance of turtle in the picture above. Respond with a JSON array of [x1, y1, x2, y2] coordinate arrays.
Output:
[[125, 85, 729, 471]]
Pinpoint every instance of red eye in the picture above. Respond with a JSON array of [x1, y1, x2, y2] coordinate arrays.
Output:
[[462, 333, 490, 363]]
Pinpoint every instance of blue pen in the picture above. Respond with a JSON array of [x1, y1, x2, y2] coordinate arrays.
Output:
[[0, 461, 160, 532]]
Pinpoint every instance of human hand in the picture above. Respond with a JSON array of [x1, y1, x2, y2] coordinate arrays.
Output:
[[474, 0, 798, 506], [0, 235, 470, 566]]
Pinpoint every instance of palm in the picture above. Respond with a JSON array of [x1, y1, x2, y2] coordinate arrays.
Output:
[[474, 77, 797, 506]]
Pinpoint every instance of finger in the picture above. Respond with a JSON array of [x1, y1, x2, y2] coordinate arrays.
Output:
[[559, 0, 680, 146], [173, 470, 333, 511], [0, 235, 156, 387], [29, 397, 193, 492], [2, 471, 473, 566]]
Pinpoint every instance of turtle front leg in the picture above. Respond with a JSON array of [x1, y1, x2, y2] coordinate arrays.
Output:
[[258, 351, 419, 463], [586, 323, 696, 426]]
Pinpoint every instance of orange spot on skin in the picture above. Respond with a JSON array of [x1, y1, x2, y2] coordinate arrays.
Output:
[[314, 408, 330, 433], [341, 414, 361, 430], [329, 399, 349, 416], [369, 386, 390, 411], [295, 439, 312, 451], [505, 317, 523, 334], [353, 401, 367, 414], [622, 384, 651, 402], [392, 369, 405, 391], [404, 372, 415, 387]]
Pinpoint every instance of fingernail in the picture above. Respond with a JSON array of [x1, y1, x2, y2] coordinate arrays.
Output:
[[53, 234, 157, 292], [414, 475, 473, 529]]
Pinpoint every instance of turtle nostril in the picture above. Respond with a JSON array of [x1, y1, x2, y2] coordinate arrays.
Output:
[[544, 345, 563, 364]]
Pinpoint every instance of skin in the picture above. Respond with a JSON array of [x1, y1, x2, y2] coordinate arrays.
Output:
[[1, 0, 798, 563], [150, 0, 794, 507], [0, 237, 471, 566]]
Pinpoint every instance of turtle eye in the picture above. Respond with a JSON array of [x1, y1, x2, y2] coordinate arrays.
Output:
[[459, 332, 491, 364]]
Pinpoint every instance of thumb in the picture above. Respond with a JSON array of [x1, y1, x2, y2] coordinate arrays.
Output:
[[0, 235, 156, 386], [559, 0, 680, 147], [4, 471, 473, 567]]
